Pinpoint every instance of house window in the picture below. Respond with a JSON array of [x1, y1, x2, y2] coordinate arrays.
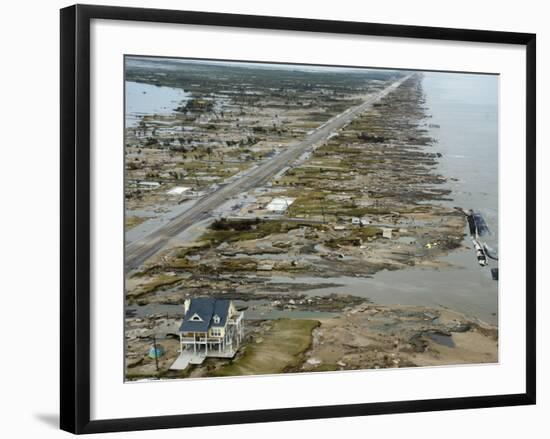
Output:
[[213, 314, 220, 324], [211, 328, 222, 337], [190, 313, 203, 322]]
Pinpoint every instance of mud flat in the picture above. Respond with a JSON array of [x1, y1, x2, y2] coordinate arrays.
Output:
[[301, 302, 497, 372]]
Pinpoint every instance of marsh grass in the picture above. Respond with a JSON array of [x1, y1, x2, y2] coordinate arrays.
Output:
[[212, 319, 319, 377]]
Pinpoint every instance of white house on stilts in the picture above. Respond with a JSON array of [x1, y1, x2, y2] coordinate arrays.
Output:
[[171, 298, 244, 370]]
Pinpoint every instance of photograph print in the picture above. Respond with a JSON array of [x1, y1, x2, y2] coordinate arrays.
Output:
[[124, 56, 498, 381]]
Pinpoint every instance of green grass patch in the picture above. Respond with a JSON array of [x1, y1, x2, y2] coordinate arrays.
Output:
[[126, 216, 148, 230], [212, 319, 319, 377], [219, 258, 258, 272], [201, 219, 308, 245], [289, 194, 391, 217], [165, 258, 195, 270], [352, 226, 383, 240], [325, 226, 382, 248]]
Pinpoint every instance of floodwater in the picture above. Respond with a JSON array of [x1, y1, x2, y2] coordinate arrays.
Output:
[[125, 81, 190, 127], [126, 300, 337, 321], [429, 333, 455, 348], [267, 72, 499, 325], [423, 72, 499, 246]]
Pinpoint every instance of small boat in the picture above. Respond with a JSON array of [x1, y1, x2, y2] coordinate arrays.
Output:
[[472, 213, 490, 237], [473, 238, 488, 266], [465, 210, 490, 238]]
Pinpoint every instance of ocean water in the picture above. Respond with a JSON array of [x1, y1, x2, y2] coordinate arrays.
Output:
[[270, 72, 500, 325], [422, 72, 499, 247], [125, 81, 190, 127]]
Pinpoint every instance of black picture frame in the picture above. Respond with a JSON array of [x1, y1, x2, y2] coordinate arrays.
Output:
[[60, 4, 536, 434]]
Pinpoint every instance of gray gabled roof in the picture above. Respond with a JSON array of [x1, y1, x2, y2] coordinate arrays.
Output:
[[212, 299, 230, 328], [179, 298, 231, 333]]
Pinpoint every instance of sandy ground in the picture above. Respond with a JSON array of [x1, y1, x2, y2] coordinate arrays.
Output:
[[302, 303, 497, 372]]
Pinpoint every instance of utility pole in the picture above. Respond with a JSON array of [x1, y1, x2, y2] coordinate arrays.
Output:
[[153, 335, 159, 372]]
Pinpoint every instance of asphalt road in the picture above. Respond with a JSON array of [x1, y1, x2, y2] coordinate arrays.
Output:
[[125, 73, 413, 271]]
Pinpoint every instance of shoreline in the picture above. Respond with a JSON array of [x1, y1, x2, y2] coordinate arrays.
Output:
[[123, 64, 498, 379], [125, 300, 497, 381]]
